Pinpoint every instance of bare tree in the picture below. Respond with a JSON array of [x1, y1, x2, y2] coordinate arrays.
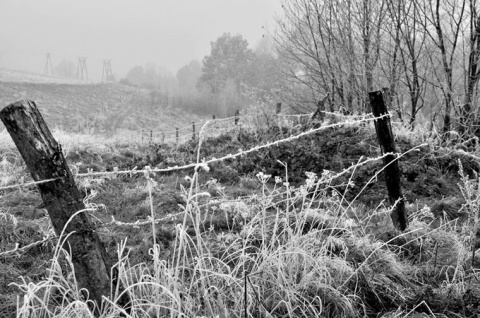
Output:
[[416, 0, 467, 132], [385, 0, 429, 128], [273, 0, 480, 136], [273, 0, 386, 113], [461, 0, 480, 134]]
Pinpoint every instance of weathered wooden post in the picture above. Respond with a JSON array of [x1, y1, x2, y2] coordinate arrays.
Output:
[[176, 128, 179, 144], [0, 100, 111, 315], [212, 115, 216, 120], [311, 93, 330, 124], [275, 102, 283, 134], [235, 110, 240, 125], [369, 91, 408, 231], [150, 130, 153, 143], [192, 121, 196, 140]]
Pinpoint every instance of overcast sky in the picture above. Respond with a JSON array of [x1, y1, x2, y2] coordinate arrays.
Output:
[[0, 0, 281, 81]]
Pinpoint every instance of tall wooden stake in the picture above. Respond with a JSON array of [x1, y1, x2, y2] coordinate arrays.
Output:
[[235, 110, 240, 125], [311, 93, 330, 123], [0, 100, 111, 315], [369, 91, 408, 231]]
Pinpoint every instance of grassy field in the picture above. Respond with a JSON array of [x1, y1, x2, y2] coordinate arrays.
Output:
[[0, 69, 201, 139], [1, 121, 480, 317], [1, 73, 480, 317]]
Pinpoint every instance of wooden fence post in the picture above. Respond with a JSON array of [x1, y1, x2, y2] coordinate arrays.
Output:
[[235, 110, 240, 125], [311, 93, 330, 123], [176, 128, 179, 144], [212, 115, 216, 120], [0, 100, 112, 314], [150, 130, 153, 143], [369, 91, 408, 231], [276, 103, 282, 114], [192, 121, 196, 140]]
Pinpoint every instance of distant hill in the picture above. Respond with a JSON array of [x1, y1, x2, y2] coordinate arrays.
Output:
[[0, 69, 201, 137], [0, 68, 84, 84]]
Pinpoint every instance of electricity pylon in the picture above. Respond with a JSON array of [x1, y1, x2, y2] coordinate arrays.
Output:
[[44, 53, 54, 76], [102, 59, 113, 82], [76, 57, 89, 80]]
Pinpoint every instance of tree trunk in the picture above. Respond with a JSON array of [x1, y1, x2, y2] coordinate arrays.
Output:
[[0, 100, 111, 315], [461, 12, 480, 135]]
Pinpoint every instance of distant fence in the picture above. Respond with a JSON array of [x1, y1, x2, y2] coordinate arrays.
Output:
[[138, 103, 373, 145]]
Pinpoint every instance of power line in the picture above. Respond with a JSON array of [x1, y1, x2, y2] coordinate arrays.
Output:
[[102, 59, 113, 82], [76, 57, 89, 80], [44, 53, 54, 76]]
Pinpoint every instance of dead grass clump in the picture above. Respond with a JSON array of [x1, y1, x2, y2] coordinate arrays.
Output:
[[343, 235, 413, 314], [425, 229, 468, 280]]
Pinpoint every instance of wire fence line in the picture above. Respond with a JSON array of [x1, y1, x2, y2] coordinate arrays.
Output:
[[0, 177, 62, 191], [138, 110, 376, 144], [0, 113, 387, 190], [0, 148, 414, 258], [0, 112, 393, 257], [78, 114, 388, 178]]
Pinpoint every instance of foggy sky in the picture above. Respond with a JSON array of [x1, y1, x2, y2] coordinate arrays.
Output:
[[0, 0, 281, 81]]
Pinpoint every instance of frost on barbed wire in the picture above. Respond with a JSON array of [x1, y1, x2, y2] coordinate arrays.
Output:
[[0, 148, 426, 258], [0, 113, 391, 192], [146, 102, 379, 144]]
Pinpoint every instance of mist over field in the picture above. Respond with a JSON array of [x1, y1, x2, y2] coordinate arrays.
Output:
[[0, 0, 280, 80]]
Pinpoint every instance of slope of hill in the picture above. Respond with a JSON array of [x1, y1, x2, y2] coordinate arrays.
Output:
[[0, 69, 201, 137]]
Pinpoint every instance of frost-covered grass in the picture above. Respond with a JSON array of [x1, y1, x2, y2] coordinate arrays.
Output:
[[2, 118, 480, 318]]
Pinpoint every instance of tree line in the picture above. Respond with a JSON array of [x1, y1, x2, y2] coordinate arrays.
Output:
[[120, 33, 280, 117], [274, 0, 480, 135]]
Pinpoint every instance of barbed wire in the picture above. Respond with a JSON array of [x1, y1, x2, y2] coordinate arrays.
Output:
[[0, 177, 62, 192], [0, 210, 186, 257], [0, 234, 57, 258], [0, 114, 387, 189], [0, 138, 423, 258], [0, 209, 186, 257], [0, 112, 396, 257], [76, 114, 387, 178], [138, 111, 378, 143], [148, 114, 242, 136], [0, 149, 413, 258], [100, 210, 185, 228]]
